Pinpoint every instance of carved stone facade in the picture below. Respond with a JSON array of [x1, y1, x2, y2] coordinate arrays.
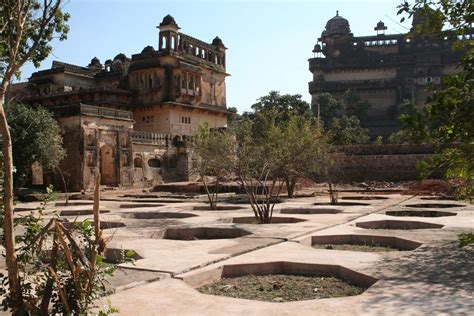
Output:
[[11, 15, 231, 191], [309, 11, 469, 137]]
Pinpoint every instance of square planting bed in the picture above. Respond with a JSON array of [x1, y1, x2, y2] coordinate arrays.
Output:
[[385, 210, 456, 217], [120, 211, 198, 219], [279, 207, 342, 214], [355, 220, 444, 230], [306, 234, 422, 252], [227, 216, 307, 224], [154, 227, 252, 240], [182, 262, 378, 302]]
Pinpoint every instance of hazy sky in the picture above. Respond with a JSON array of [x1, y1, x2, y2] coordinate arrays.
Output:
[[19, 0, 412, 113]]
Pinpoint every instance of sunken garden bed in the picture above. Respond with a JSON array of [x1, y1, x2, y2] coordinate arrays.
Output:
[[385, 210, 456, 217], [306, 234, 421, 252], [355, 220, 444, 230], [186, 262, 377, 302]]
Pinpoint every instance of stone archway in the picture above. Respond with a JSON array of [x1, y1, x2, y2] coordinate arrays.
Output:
[[100, 144, 117, 186]]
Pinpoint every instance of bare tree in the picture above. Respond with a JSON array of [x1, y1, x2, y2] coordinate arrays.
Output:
[[0, 0, 69, 311], [191, 123, 234, 210]]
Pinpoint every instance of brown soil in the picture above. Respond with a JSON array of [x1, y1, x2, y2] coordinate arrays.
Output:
[[197, 274, 365, 302], [402, 180, 454, 196], [312, 244, 399, 252]]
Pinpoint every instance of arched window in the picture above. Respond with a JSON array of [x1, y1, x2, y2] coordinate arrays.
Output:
[[148, 158, 161, 168], [134, 157, 143, 168], [161, 36, 167, 49]]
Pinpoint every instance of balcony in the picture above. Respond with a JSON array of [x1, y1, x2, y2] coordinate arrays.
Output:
[[80, 104, 132, 120], [131, 131, 171, 146]]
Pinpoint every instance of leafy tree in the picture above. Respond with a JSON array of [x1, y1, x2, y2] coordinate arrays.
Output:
[[8, 103, 65, 188], [328, 115, 370, 145], [274, 115, 326, 198], [388, 100, 419, 144], [311, 92, 344, 128], [235, 111, 327, 221], [191, 123, 235, 210], [226, 106, 238, 128], [1, 180, 127, 314], [0, 0, 69, 312], [235, 116, 284, 223], [343, 89, 371, 124], [251, 91, 311, 123], [397, 0, 473, 201]]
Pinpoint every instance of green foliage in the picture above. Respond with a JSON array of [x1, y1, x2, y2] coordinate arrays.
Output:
[[373, 136, 384, 145], [0, 187, 120, 314], [312, 90, 371, 134], [8, 103, 66, 188], [328, 115, 370, 145], [226, 106, 239, 128], [0, 1, 70, 78], [236, 109, 328, 221], [311, 92, 344, 128], [398, 0, 473, 36], [397, 0, 473, 201], [343, 89, 371, 124], [458, 232, 474, 247], [251, 91, 312, 124]]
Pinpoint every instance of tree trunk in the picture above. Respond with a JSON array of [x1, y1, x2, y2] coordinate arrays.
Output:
[[285, 178, 296, 198], [0, 85, 23, 311], [55, 167, 69, 206], [201, 176, 216, 210]]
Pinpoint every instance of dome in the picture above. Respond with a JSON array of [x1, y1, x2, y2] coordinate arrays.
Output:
[[212, 36, 225, 48], [312, 44, 322, 53], [113, 53, 127, 62], [88, 57, 102, 69], [322, 11, 352, 37], [159, 14, 179, 28], [89, 57, 101, 66], [375, 20, 387, 31], [141, 45, 155, 54]]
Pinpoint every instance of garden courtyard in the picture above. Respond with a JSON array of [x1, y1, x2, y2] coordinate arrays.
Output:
[[2, 185, 472, 315]]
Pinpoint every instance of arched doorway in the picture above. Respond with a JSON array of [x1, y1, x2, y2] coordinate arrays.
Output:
[[100, 145, 117, 186]]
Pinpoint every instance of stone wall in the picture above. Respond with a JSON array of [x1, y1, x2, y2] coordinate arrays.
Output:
[[336, 144, 435, 181]]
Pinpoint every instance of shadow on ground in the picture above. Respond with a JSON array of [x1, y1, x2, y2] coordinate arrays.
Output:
[[361, 237, 474, 315]]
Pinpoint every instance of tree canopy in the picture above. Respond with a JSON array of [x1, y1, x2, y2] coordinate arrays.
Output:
[[0, 1, 70, 312], [8, 103, 65, 188], [328, 115, 370, 145], [397, 0, 473, 200], [251, 91, 312, 123]]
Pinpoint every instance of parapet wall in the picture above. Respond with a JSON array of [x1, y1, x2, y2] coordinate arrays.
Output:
[[336, 144, 435, 181]]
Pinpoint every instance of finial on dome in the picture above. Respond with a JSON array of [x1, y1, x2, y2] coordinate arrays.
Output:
[[336, 10, 339, 16]]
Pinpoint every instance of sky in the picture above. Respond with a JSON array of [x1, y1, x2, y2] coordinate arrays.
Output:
[[19, 0, 412, 113]]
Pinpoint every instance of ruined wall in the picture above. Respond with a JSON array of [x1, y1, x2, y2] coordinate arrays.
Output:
[[336, 144, 435, 181], [131, 142, 187, 185], [81, 116, 134, 190], [56, 117, 84, 191]]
